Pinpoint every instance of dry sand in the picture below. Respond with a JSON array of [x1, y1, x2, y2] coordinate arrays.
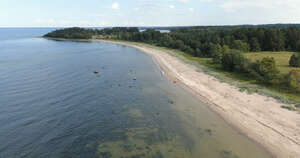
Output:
[[97, 40, 300, 158]]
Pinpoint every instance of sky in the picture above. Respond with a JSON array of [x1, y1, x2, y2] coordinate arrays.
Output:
[[1, 0, 300, 27]]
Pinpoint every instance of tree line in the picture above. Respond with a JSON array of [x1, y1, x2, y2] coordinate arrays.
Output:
[[44, 26, 300, 56], [44, 27, 100, 39], [99, 27, 300, 56]]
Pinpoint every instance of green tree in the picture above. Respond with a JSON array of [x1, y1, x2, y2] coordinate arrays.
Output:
[[221, 50, 250, 72], [195, 48, 202, 57], [172, 40, 185, 50], [182, 45, 195, 55], [211, 44, 223, 64], [285, 70, 300, 92], [251, 57, 279, 84], [289, 53, 300, 67], [296, 41, 300, 52], [222, 45, 230, 54], [231, 40, 250, 52], [250, 38, 261, 52]]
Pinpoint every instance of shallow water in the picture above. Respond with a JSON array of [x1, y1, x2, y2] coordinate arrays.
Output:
[[0, 29, 272, 158]]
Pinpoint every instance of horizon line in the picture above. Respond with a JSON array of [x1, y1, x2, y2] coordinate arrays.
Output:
[[1, 23, 300, 29]]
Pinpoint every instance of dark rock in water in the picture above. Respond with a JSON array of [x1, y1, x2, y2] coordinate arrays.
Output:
[[220, 150, 239, 158], [167, 99, 174, 104], [136, 147, 143, 151], [122, 143, 133, 152], [99, 152, 112, 158], [205, 129, 213, 135], [131, 155, 138, 158], [154, 151, 164, 158]]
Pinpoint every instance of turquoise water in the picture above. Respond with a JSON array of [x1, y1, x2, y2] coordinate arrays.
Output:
[[0, 29, 272, 158]]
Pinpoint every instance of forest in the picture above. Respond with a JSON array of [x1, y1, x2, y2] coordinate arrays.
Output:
[[44, 26, 300, 96], [99, 26, 300, 55], [44, 27, 99, 39]]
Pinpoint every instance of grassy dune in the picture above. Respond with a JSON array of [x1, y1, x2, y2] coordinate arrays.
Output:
[[155, 49, 300, 103], [245, 52, 300, 75]]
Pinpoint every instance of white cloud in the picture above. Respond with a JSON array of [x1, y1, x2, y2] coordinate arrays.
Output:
[[178, 0, 188, 3], [111, 2, 119, 10], [34, 18, 111, 27], [31, 0, 300, 27], [196, 0, 300, 24], [200, 0, 215, 2], [219, 0, 300, 12], [89, 13, 108, 17], [35, 18, 56, 25], [169, 5, 175, 9]]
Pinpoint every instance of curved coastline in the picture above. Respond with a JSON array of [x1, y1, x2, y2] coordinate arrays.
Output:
[[46, 38, 300, 158]]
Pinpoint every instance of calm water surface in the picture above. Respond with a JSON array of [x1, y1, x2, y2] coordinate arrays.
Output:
[[0, 29, 272, 158]]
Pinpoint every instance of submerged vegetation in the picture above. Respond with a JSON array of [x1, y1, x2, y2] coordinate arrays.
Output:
[[220, 150, 240, 158], [97, 127, 192, 158], [44, 25, 300, 103]]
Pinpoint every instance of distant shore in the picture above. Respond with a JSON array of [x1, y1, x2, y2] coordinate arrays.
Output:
[[45, 37, 300, 158]]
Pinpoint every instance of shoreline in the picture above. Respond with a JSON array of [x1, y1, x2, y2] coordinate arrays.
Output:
[[46, 38, 300, 158]]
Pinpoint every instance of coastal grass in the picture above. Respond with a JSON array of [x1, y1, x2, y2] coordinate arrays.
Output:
[[167, 50, 300, 104], [178, 52, 300, 104], [245, 51, 300, 75], [280, 105, 297, 111]]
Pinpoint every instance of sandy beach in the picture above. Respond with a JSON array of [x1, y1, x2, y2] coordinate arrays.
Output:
[[96, 40, 300, 158]]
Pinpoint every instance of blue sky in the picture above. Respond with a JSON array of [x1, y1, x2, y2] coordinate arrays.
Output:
[[1, 0, 300, 27]]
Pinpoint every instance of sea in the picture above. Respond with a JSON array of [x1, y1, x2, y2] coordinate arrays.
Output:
[[0, 28, 272, 158]]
